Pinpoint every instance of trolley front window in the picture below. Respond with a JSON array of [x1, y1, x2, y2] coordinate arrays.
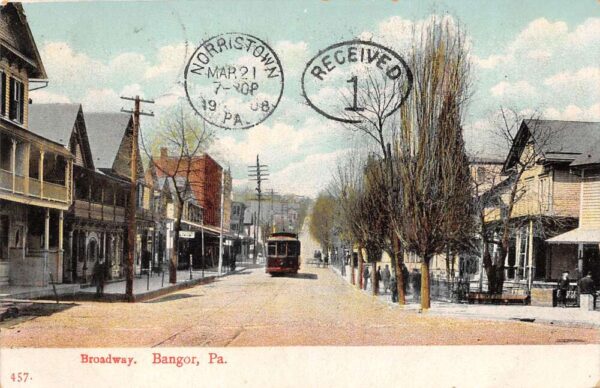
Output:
[[277, 242, 287, 256], [287, 242, 299, 256], [268, 242, 276, 256]]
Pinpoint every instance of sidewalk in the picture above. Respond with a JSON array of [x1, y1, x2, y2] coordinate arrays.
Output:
[[76, 266, 247, 302], [330, 264, 600, 329]]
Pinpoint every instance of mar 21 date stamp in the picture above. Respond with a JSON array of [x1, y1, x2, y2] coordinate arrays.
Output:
[[184, 32, 284, 130]]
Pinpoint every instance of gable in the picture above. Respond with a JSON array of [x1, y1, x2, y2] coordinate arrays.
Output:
[[0, 4, 46, 79], [69, 107, 95, 170], [111, 123, 144, 180]]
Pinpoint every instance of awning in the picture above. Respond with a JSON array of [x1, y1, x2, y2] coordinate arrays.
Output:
[[546, 228, 600, 244], [181, 220, 239, 239]]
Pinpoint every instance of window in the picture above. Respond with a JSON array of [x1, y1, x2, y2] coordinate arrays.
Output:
[[268, 242, 276, 256], [277, 242, 286, 256], [9, 77, 24, 124]]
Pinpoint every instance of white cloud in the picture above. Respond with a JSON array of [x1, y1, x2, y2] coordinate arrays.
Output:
[[81, 84, 144, 112], [29, 89, 71, 104], [544, 67, 600, 98], [543, 104, 600, 121], [273, 40, 309, 74], [490, 80, 537, 98], [268, 149, 350, 197], [144, 43, 188, 80]]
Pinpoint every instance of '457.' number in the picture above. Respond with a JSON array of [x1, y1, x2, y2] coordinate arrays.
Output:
[[11, 372, 31, 383]]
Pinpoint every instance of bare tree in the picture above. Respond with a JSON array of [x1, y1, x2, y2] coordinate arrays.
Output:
[[141, 104, 213, 284], [394, 17, 475, 309], [334, 52, 413, 304], [480, 108, 570, 294]]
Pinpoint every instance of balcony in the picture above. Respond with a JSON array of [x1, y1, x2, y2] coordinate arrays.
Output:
[[0, 168, 69, 205], [73, 199, 126, 223]]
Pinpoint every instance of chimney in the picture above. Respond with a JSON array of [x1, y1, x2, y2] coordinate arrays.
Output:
[[160, 147, 168, 160]]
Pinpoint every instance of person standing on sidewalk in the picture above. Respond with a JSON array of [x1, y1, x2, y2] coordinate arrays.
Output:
[[578, 272, 596, 309], [390, 275, 398, 302], [411, 269, 421, 301], [92, 259, 106, 297], [363, 265, 370, 291], [382, 265, 391, 293], [557, 271, 570, 307]]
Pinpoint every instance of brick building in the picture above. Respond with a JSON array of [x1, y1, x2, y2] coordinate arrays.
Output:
[[153, 148, 230, 229]]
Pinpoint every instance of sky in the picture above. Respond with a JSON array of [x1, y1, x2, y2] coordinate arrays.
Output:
[[24, 0, 600, 197]]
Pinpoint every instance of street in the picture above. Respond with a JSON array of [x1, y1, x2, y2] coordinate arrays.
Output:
[[1, 266, 598, 347]]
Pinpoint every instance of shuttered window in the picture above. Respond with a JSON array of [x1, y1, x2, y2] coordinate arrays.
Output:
[[8, 77, 24, 123]]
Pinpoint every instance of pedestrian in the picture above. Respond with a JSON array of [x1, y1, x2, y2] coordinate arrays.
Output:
[[363, 265, 370, 291], [577, 271, 596, 307], [390, 275, 398, 302], [411, 269, 421, 301], [92, 259, 106, 297], [382, 264, 391, 293], [402, 263, 409, 296], [557, 271, 570, 307], [340, 255, 346, 277]]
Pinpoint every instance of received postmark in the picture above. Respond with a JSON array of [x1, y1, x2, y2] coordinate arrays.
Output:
[[184, 32, 284, 129], [302, 40, 413, 124]]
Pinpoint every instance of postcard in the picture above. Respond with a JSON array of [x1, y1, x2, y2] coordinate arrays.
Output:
[[0, 1, 599, 387]]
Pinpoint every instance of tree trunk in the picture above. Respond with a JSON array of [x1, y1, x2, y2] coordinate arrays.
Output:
[[371, 262, 377, 296], [393, 235, 406, 305], [421, 254, 431, 310], [350, 244, 355, 285], [170, 202, 183, 284], [358, 246, 364, 290]]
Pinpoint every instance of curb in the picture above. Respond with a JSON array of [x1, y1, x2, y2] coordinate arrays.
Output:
[[330, 265, 600, 330]]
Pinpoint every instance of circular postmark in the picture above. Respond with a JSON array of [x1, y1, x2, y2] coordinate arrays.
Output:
[[184, 32, 284, 130], [301, 40, 413, 124]]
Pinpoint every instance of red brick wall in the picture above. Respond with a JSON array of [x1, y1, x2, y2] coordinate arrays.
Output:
[[154, 152, 223, 227]]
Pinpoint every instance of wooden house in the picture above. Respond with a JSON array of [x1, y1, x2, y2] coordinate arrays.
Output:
[[84, 112, 157, 276], [548, 138, 600, 286], [486, 119, 600, 294], [28, 104, 129, 283], [0, 4, 73, 287]]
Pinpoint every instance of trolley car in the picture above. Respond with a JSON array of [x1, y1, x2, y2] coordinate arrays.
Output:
[[266, 232, 301, 275]]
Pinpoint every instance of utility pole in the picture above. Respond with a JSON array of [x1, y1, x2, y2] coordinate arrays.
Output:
[[248, 155, 268, 263], [218, 169, 225, 275], [121, 95, 154, 302]]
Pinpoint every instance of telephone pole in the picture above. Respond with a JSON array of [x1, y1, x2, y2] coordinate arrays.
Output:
[[248, 155, 268, 263], [120, 95, 154, 302]]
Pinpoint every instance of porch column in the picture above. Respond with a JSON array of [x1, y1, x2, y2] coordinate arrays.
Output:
[[577, 243, 584, 278], [514, 229, 522, 281], [68, 229, 74, 283], [39, 150, 45, 198], [44, 208, 50, 286], [527, 219, 534, 290], [65, 159, 72, 203], [58, 210, 64, 283], [82, 231, 89, 281], [23, 143, 30, 195], [10, 139, 16, 192]]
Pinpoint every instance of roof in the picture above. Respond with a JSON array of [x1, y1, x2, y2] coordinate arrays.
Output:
[[504, 119, 600, 171], [158, 176, 199, 206], [84, 112, 132, 170], [0, 4, 47, 79], [547, 228, 600, 244], [28, 103, 81, 146], [570, 138, 600, 167]]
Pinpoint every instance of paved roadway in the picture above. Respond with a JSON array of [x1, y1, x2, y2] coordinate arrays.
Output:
[[0, 224, 598, 347]]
